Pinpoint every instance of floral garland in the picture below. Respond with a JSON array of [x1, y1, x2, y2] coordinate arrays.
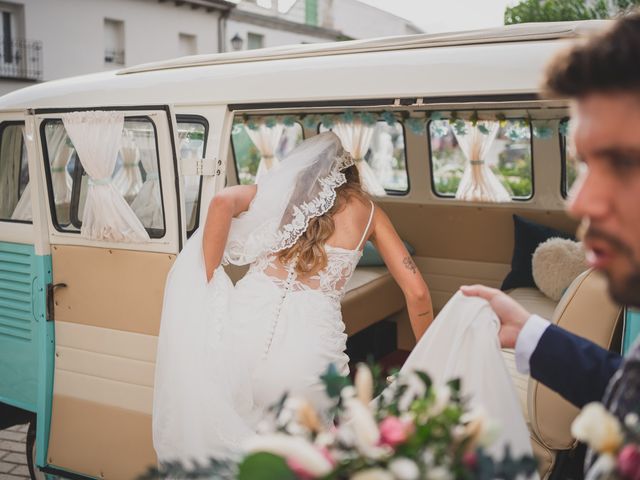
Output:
[[233, 110, 569, 141]]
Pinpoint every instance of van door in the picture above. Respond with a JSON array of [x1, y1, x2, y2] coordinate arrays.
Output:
[[31, 107, 180, 479], [0, 111, 53, 436]]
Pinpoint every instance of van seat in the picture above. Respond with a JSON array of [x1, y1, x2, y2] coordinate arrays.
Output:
[[342, 267, 404, 336], [502, 270, 623, 479]]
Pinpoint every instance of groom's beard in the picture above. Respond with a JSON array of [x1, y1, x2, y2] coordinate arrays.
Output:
[[583, 226, 640, 308]]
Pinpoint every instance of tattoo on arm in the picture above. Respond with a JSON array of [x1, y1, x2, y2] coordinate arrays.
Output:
[[418, 310, 431, 317], [403, 256, 417, 274]]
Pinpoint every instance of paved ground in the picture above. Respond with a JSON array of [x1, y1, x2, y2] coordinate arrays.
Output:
[[0, 424, 29, 480]]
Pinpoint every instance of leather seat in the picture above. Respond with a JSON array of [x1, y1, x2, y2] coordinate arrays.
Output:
[[503, 269, 623, 478]]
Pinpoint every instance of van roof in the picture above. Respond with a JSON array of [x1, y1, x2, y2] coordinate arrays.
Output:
[[119, 21, 608, 74], [0, 20, 610, 111]]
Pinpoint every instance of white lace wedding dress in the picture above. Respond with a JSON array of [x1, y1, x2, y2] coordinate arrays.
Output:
[[153, 133, 533, 468]]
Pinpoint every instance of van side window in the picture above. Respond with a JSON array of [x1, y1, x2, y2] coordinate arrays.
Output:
[[428, 118, 533, 201], [42, 117, 166, 237], [231, 121, 304, 185], [176, 116, 207, 237], [560, 118, 578, 197], [319, 120, 409, 195], [0, 122, 30, 222]]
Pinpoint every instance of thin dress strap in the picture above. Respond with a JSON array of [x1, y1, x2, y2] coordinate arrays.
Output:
[[356, 200, 375, 251]]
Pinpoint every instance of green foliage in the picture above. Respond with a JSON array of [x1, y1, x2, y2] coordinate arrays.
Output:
[[504, 0, 640, 24], [238, 453, 296, 480]]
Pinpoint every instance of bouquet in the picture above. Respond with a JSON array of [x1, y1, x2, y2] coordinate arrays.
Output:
[[572, 402, 640, 480], [144, 364, 537, 479]]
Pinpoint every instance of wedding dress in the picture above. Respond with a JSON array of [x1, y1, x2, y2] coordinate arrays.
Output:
[[152, 132, 533, 468]]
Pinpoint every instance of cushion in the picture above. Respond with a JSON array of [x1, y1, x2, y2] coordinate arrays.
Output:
[[358, 240, 416, 267], [532, 238, 587, 301], [501, 215, 574, 291]]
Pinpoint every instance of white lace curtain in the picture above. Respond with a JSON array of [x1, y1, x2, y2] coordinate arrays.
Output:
[[453, 122, 511, 203], [0, 125, 23, 218], [333, 121, 386, 196], [130, 128, 163, 230], [114, 130, 143, 198], [62, 111, 150, 242], [11, 126, 73, 221], [245, 124, 284, 183]]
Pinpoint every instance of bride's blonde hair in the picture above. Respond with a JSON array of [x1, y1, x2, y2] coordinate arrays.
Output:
[[277, 164, 368, 275]]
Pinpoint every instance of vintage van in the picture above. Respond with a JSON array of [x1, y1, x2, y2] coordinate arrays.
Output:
[[0, 19, 632, 479]]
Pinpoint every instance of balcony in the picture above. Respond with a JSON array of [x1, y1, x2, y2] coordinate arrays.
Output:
[[104, 48, 126, 65], [0, 38, 43, 81]]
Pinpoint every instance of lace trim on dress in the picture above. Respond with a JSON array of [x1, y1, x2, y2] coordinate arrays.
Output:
[[270, 151, 355, 255]]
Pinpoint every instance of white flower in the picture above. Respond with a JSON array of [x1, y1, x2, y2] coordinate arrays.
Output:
[[344, 397, 380, 449], [244, 433, 333, 476], [388, 457, 420, 480], [342, 386, 357, 400], [571, 402, 623, 454], [461, 407, 499, 448], [421, 448, 435, 467], [397, 373, 427, 412], [350, 468, 394, 480], [314, 431, 336, 448], [626, 412, 639, 428], [355, 363, 374, 405], [425, 466, 453, 480], [430, 385, 451, 416]]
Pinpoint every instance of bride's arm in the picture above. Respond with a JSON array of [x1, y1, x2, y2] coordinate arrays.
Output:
[[369, 207, 433, 340], [203, 185, 257, 281]]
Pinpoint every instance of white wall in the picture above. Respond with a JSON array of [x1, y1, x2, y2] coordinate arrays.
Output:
[[0, 0, 223, 95], [331, 0, 422, 39], [226, 18, 332, 50]]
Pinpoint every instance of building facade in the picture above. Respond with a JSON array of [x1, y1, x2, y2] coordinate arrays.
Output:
[[0, 0, 422, 96]]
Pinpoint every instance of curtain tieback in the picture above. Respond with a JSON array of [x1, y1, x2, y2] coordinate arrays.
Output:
[[123, 162, 139, 169], [88, 177, 113, 186], [470, 160, 485, 165], [146, 171, 159, 181], [51, 167, 66, 173]]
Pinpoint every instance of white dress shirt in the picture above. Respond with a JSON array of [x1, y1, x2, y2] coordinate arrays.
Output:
[[514, 314, 551, 374]]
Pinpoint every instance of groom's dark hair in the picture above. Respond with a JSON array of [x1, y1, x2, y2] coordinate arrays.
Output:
[[543, 10, 640, 98]]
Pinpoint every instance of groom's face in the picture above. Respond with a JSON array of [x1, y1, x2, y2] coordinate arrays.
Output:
[[567, 92, 640, 307]]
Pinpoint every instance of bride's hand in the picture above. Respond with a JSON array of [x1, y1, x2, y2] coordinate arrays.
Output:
[[459, 285, 531, 349]]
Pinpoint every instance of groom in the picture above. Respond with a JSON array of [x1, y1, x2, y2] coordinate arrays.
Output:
[[463, 12, 640, 424]]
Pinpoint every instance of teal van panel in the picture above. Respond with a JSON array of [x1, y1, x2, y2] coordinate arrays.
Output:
[[623, 308, 640, 355], [0, 241, 43, 412]]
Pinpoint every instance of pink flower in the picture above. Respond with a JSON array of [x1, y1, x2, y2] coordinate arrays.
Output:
[[618, 444, 640, 480], [463, 451, 478, 470], [286, 446, 335, 479], [378, 416, 414, 448]]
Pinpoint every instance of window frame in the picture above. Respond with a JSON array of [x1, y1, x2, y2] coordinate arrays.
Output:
[[559, 117, 573, 199], [0, 120, 31, 225], [426, 116, 535, 202], [40, 115, 168, 238], [176, 114, 209, 238], [317, 119, 411, 196], [230, 118, 306, 186]]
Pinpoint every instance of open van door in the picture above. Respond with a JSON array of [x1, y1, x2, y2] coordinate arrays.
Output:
[[0, 110, 53, 456], [30, 107, 180, 479]]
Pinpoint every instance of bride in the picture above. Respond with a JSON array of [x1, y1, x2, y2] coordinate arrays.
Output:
[[153, 132, 532, 466]]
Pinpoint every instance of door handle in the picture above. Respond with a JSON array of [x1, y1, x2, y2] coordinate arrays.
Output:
[[46, 283, 67, 322]]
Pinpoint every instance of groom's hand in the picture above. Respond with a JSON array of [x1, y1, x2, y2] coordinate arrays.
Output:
[[459, 285, 531, 349]]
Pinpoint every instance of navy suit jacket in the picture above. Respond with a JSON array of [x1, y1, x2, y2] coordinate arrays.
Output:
[[529, 324, 622, 408]]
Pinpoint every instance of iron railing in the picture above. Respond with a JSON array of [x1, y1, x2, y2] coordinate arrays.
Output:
[[104, 48, 125, 65], [0, 38, 42, 81]]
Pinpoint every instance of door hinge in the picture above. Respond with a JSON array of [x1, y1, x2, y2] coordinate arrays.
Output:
[[46, 283, 67, 322], [181, 156, 222, 176]]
